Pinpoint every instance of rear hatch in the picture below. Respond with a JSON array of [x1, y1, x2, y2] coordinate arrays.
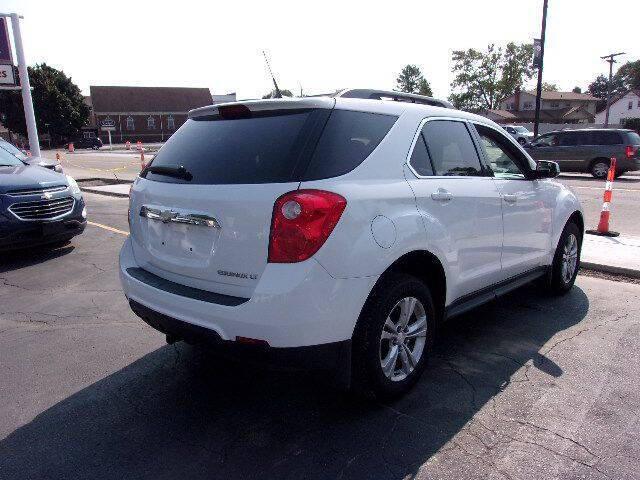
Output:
[[129, 99, 334, 299], [129, 98, 398, 299]]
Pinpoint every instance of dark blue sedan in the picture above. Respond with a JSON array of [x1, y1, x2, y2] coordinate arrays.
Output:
[[0, 148, 86, 251]]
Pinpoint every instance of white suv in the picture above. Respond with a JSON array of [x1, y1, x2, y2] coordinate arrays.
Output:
[[119, 90, 583, 398]]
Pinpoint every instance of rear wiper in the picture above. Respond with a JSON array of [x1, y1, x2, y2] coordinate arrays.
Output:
[[146, 165, 193, 181]]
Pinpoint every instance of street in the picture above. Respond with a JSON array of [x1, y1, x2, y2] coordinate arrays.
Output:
[[1, 192, 639, 479]]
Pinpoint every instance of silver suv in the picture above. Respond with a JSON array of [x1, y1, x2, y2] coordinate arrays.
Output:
[[525, 128, 640, 178]]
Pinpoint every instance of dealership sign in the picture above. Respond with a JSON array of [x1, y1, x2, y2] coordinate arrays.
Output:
[[0, 18, 12, 64], [0, 64, 15, 85], [101, 118, 116, 128]]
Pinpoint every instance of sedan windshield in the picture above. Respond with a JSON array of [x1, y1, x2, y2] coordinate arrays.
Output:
[[0, 140, 29, 161], [514, 126, 530, 133], [0, 147, 26, 167]]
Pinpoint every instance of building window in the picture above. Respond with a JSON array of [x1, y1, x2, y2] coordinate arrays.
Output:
[[523, 101, 533, 110], [629, 101, 633, 110], [167, 115, 175, 130], [550, 102, 559, 108], [147, 116, 156, 130], [126, 116, 134, 130], [83, 131, 96, 139]]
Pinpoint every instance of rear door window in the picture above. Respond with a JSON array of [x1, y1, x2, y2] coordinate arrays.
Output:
[[409, 132, 434, 176], [302, 110, 397, 180], [591, 131, 623, 145], [420, 120, 483, 176]]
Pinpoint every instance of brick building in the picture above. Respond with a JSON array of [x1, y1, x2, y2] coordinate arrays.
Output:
[[88, 86, 217, 143]]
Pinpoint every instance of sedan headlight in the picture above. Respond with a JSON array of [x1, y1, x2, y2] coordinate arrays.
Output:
[[66, 175, 82, 198]]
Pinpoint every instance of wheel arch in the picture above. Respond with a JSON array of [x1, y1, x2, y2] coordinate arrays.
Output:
[[367, 250, 447, 323], [589, 156, 610, 174]]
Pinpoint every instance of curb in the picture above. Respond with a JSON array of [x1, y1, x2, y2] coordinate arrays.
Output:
[[80, 187, 130, 198], [580, 261, 640, 279]]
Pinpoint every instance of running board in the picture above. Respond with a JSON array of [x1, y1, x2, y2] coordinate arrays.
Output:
[[444, 267, 548, 320]]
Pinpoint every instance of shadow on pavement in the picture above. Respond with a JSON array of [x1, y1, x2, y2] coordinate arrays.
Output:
[[0, 242, 74, 272], [559, 174, 640, 184], [0, 284, 589, 479]]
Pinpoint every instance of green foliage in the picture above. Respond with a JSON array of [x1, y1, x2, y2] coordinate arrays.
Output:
[[448, 42, 535, 113], [0, 63, 89, 139], [572, 86, 582, 93], [616, 60, 640, 90], [396, 65, 433, 97], [262, 89, 293, 99], [541, 82, 559, 91], [622, 117, 640, 133], [588, 74, 625, 100]]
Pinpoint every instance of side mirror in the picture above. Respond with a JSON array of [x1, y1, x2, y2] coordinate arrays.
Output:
[[534, 160, 560, 179]]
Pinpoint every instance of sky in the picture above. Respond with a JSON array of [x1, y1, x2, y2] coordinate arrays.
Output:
[[2, 0, 639, 100]]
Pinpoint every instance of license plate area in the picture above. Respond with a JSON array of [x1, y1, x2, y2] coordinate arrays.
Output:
[[145, 220, 221, 268]]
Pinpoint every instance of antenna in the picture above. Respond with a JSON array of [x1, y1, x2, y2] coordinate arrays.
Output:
[[262, 50, 282, 99]]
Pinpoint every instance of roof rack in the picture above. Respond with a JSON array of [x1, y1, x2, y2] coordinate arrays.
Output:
[[334, 88, 453, 109]]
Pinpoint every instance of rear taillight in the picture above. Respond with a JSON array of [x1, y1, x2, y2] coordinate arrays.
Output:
[[625, 145, 638, 159], [268, 190, 347, 263]]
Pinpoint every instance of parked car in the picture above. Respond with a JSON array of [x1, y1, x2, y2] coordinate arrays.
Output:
[[0, 148, 86, 251], [525, 128, 640, 178], [69, 137, 102, 150], [119, 92, 583, 399], [503, 124, 534, 145], [0, 138, 63, 173]]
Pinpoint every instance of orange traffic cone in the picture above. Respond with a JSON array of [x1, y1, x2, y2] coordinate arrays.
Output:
[[586, 157, 620, 237], [55, 152, 61, 161], [140, 151, 146, 170], [126, 141, 131, 150], [68, 142, 75, 153]]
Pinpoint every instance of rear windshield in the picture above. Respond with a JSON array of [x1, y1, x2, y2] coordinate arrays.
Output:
[[143, 108, 397, 184]]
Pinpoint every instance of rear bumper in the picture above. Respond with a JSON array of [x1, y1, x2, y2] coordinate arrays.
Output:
[[119, 237, 377, 348], [0, 199, 86, 250], [615, 158, 640, 172], [129, 299, 351, 373]]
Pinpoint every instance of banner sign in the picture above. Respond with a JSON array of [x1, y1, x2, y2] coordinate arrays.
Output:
[[532, 39, 542, 68], [0, 18, 13, 64]]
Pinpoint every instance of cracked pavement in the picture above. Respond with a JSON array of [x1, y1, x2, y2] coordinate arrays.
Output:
[[1, 192, 639, 479]]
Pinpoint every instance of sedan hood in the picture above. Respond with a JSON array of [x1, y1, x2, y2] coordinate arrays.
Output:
[[25, 156, 60, 169], [0, 164, 68, 194]]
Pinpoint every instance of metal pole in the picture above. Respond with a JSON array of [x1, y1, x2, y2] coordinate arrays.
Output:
[[533, 0, 548, 138], [10, 13, 40, 157], [601, 52, 625, 127]]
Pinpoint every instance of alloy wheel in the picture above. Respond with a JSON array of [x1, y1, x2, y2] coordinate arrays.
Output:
[[561, 233, 578, 283], [379, 296, 427, 382], [592, 162, 609, 178]]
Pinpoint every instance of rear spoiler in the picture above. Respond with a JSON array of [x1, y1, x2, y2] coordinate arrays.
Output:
[[189, 97, 335, 119], [335, 88, 453, 109]]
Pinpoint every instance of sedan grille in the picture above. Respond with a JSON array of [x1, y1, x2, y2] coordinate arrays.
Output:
[[9, 197, 75, 220], [6, 185, 68, 196]]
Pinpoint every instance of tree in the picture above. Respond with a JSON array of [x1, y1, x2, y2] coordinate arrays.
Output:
[[448, 42, 534, 112], [262, 89, 293, 99], [616, 60, 640, 90], [0, 63, 89, 140], [572, 86, 582, 93], [541, 82, 559, 91], [588, 74, 624, 100], [396, 64, 433, 97]]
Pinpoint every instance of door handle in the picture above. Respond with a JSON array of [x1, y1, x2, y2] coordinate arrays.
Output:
[[502, 194, 518, 204], [431, 189, 453, 202]]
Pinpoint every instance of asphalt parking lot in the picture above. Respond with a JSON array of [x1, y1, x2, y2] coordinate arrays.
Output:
[[1, 192, 640, 479]]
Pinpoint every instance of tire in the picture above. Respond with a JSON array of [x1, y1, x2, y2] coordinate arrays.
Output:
[[546, 222, 581, 295], [590, 159, 609, 179], [352, 273, 436, 400]]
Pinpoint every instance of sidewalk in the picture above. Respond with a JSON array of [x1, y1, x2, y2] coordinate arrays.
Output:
[[582, 234, 640, 278]]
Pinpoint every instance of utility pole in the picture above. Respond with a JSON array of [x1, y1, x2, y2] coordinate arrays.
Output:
[[601, 52, 625, 127], [533, 0, 548, 138]]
